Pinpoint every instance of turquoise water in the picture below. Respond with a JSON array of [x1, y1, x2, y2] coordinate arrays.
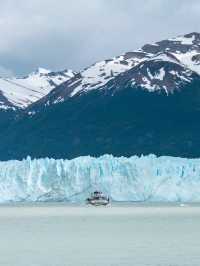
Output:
[[0, 203, 199, 266]]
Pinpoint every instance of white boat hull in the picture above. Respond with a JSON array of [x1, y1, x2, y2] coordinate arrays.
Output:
[[87, 199, 109, 206]]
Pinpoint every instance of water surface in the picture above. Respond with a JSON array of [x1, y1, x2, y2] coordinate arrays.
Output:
[[0, 203, 199, 266]]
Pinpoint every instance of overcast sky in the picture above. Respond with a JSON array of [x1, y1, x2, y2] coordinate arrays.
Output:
[[0, 0, 199, 76]]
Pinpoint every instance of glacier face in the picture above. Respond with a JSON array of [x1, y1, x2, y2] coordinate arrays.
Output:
[[0, 154, 200, 203]]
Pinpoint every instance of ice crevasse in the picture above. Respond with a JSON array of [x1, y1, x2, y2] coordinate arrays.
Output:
[[0, 154, 200, 202]]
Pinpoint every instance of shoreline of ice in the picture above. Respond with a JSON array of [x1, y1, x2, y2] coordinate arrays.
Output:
[[1, 154, 200, 202]]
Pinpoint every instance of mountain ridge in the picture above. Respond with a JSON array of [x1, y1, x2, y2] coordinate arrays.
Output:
[[0, 32, 200, 160], [0, 67, 75, 110], [27, 32, 200, 113]]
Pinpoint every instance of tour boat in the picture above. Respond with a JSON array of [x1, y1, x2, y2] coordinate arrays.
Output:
[[86, 191, 110, 206]]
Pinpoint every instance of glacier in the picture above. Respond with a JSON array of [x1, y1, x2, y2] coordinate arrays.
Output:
[[0, 154, 200, 203]]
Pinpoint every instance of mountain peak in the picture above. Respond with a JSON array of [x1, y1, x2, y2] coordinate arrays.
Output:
[[0, 67, 75, 109], [167, 32, 200, 45], [33, 67, 51, 75], [184, 32, 200, 39]]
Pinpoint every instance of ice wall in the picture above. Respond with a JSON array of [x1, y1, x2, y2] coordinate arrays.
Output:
[[0, 154, 200, 202]]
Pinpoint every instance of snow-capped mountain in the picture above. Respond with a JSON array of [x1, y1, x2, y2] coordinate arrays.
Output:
[[32, 32, 200, 108], [0, 67, 75, 110], [104, 52, 199, 95], [141, 32, 200, 74], [78, 32, 200, 94], [1, 32, 200, 161]]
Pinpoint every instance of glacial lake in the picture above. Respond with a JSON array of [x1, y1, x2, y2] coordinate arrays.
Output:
[[0, 203, 199, 266]]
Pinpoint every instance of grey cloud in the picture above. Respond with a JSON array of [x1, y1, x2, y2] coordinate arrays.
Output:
[[0, 0, 199, 76]]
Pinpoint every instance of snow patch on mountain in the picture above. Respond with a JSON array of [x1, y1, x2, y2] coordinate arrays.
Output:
[[151, 53, 180, 64], [173, 50, 200, 75], [168, 35, 195, 45], [70, 53, 150, 97], [154, 68, 165, 80], [35, 67, 51, 74], [147, 66, 165, 81]]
